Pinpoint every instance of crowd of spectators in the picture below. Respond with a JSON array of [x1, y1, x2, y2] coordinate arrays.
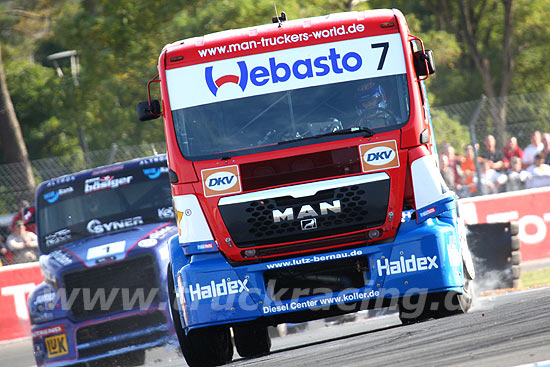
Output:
[[0, 200, 38, 266], [439, 130, 550, 197]]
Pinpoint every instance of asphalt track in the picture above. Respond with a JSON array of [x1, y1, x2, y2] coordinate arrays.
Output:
[[4, 286, 550, 367]]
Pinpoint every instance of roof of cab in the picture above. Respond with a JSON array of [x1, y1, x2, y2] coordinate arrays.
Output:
[[161, 9, 403, 68], [36, 154, 167, 194]]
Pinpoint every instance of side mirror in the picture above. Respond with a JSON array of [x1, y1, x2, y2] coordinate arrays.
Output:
[[414, 49, 435, 77], [137, 100, 161, 121]]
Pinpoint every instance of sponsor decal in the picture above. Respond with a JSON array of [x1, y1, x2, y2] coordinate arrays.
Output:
[[34, 292, 57, 305], [401, 209, 414, 222], [188, 278, 249, 301], [197, 242, 214, 250], [43, 187, 74, 204], [86, 241, 126, 260], [149, 225, 176, 240], [91, 164, 124, 176], [84, 175, 133, 194], [86, 216, 143, 234], [419, 207, 436, 218], [261, 289, 380, 315], [139, 156, 167, 165], [158, 207, 175, 219], [50, 248, 73, 265], [197, 23, 366, 58], [273, 200, 341, 222], [138, 239, 158, 248], [45, 176, 75, 188], [266, 249, 364, 269], [359, 140, 400, 173], [143, 166, 169, 179], [377, 255, 438, 276], [45, 229, 72, 247], [45, 334, 68, 358], [205, 48, 362, 97], [138, 225, 176, 247], [32, 325, 65, 339], [167, 34, 405, 110], [447, 234, 462, 267], [201, 165, 242, 197]]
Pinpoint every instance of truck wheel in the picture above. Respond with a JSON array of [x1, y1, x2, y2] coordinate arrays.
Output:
[[398, 294, 434, 324], [167, 265, 233, 366], [434, 272, 473, 318], [233, 323, 271, 358]]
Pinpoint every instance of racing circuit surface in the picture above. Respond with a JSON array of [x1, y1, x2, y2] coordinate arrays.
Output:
[[4, 286, 550, 367]]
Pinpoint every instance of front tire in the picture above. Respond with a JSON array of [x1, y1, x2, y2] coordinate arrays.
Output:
[[167, 264, 233, 366]]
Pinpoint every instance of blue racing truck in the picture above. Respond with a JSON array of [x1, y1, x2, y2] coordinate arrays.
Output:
[[28, 155, 177, 367]]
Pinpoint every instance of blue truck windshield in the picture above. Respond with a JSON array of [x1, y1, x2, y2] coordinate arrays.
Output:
[[172, 74, 409, 161], [37, 164, 173, 253]]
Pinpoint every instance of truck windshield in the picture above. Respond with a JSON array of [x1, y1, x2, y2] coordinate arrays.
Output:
[[172, 74, 409, 161], [37, 164, 173, 253]]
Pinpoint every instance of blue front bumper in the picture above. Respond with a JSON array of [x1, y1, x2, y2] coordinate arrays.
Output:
[[32, 308, 172, 367], [174, 212, 464, 332]]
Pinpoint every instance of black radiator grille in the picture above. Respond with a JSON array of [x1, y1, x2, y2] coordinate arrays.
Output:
[[219, 177, 390, 248], [63, 255, 160, 321]]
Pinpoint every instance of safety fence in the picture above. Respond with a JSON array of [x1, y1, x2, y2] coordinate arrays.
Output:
[[431, 91, 550, 151]]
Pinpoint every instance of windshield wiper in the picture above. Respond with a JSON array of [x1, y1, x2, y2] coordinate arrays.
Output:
[[278, 126, 375, 145]]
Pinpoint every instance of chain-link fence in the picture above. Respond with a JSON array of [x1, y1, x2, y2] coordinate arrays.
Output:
[[0, 142, 166, 215], [432, 90, 550, 198], [433, 91, 550, 151]]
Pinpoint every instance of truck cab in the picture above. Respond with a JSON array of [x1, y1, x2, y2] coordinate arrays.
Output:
[[28, 155, 177, 367]]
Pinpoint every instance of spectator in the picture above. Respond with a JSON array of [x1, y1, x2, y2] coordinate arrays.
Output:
[[10, 200, 36, 234], [480, 134, 504, 171], [542, 132, 550, 165], [0, 234, 6, 266], [439, 154, 457, 191], [522, 130, 543, 167], [525, 153, 550, 189], [505, 156, 529, 191], [460, 144, 478, 195], [476, 159, 506, 194], [6, 220, 38, 263], [440, 143, 464, 192], [502, 136, 523, 169]]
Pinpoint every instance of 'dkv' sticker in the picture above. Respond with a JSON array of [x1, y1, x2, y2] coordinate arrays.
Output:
[[358, 140, 400, 173], [201, 165, 242, 197]]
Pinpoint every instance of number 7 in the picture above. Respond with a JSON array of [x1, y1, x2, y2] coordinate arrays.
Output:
[[372, 42, 389, 70]]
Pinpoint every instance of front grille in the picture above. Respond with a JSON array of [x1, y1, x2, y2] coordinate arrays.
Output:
[[264, 257, 368, 301], [76, 311, 168, 358], [76, 311, 167, 344], [251, 232, 369, 258], [63, 255, 160, 321], [219, 175, 390, 248]]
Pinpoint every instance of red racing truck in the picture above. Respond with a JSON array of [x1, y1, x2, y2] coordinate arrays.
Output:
[[138, 8, 475, 366]]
